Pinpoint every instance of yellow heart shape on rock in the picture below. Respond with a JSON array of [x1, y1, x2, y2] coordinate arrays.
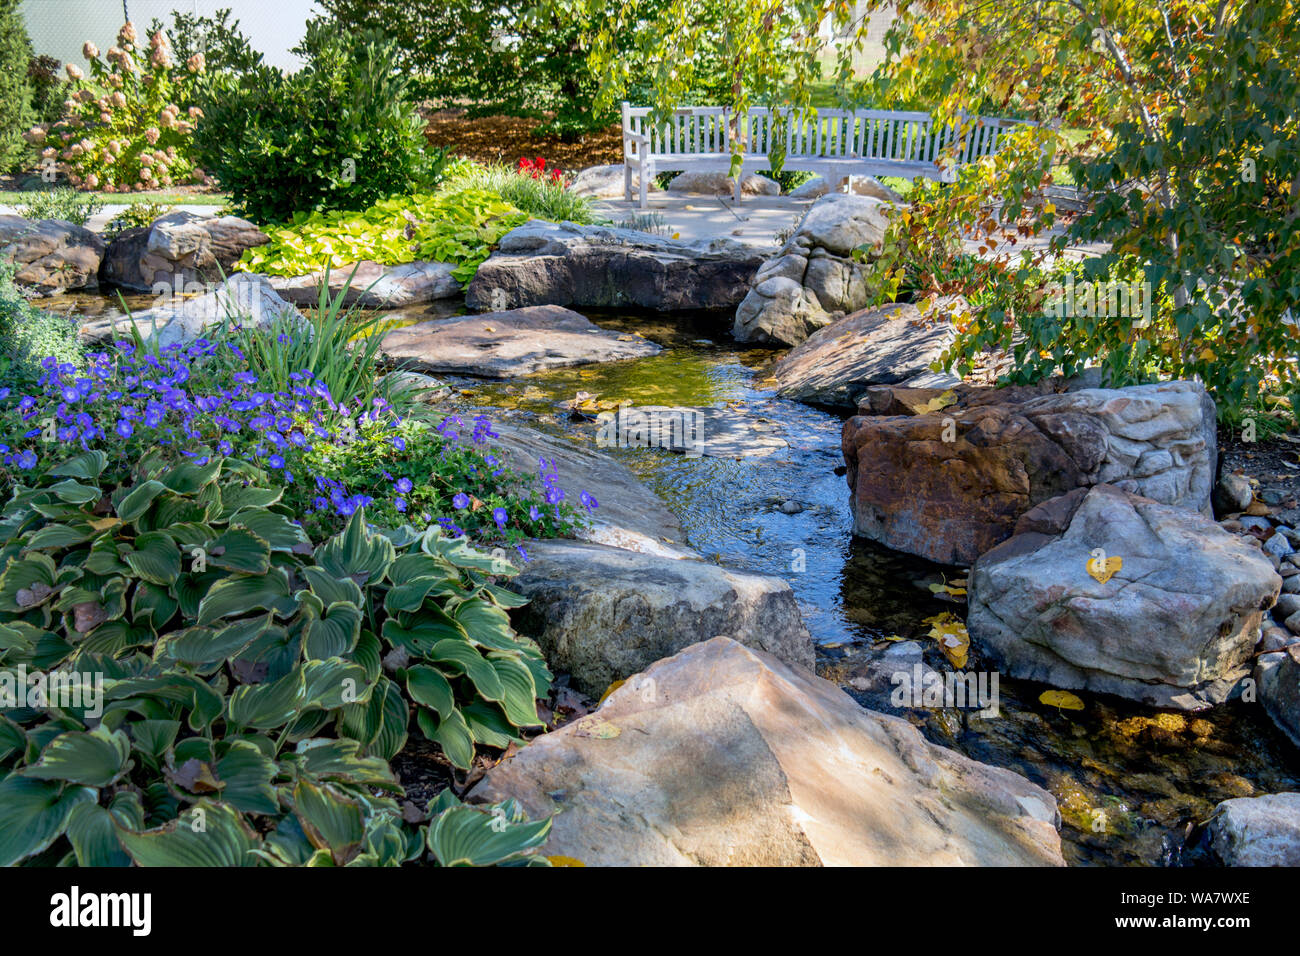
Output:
[[1086, 555, 1123, 583]]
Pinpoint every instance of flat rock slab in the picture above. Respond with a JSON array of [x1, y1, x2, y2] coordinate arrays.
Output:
[[772, 299, 960, 409], [488, 422, 688, 553], [465, 219, 763, 312], [0, 215, 104, 295], [470, 637, 1065, 866], [1210, 793, 1300, 866], [842, 379, 1218, 565], [263, 259, 461, 309], [969, 484, 1281, 710], [509, 540, 813, 695], [590, 404, 787, 458], [379, 305, 661, 378]]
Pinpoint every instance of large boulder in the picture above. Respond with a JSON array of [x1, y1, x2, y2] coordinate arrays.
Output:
[[465, 220, 763, 313], [81, 273, 303, 350], [471, 637, 1065, 866], [0, 215, 104, 295], [665, 171, 780, 196], [100, 212, 267, 291], [771, 299, 962, 409], [489, 422, 691, 556], [568, 163, 659, 199], [842, 380, 1219, 565], [263, 260, 460, 309], [379, 305, 660, 378], [509, 540, 813, 695], [968, 484, 1281, 710], [733, 193, 895, 346], [1256, 645, 1300, 749], [1209, 793, 1300, 866]]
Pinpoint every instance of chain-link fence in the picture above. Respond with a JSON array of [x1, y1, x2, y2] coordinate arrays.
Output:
[[20, 0, 319, 71]]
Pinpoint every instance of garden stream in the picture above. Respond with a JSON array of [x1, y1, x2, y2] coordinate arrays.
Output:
[[50, 292, 1300, 867]]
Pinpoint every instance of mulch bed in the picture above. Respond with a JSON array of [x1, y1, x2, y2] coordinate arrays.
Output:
[[424, 110, 622, 171]]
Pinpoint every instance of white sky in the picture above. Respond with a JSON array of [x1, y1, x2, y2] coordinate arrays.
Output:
[[21, 0, 323, 72]]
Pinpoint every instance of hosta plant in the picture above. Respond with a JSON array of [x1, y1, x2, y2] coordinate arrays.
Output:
[[0, 449, 554, 866], [27, 22, 202, 192], [238, 188, 529, 284]]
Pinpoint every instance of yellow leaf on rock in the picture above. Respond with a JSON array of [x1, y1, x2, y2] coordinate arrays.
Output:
[[574, 716, 621, 739], [547, 855, 587, 867], [1039, 689, 1085, 711], [597, 679, 626, 705], [1086, 554, 1123, 583]]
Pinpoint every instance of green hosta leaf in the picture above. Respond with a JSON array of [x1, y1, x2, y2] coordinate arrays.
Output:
[[455, 597, 528, 652], [115, 802, 260, 867], [215, 740, 280, 815], [300, 657, 370, 711], [20, 726, 132, 787], [340, 676, 408, 759], [219, 485, 283, 517], [462, 701, 521, 748], [405, 665, 454, 718], [49, 450, 108, 480], [418, 706, 474, 770], [65, 800, 132, 867], [293, 780, 366, 862], [291, 737, 397, 789], [381, 613, 464, 656], [426, 801, 551, 866], [231, 509, 312, 553], [205, 528, 272, 575], [130, 581, 178, 631], [115, 480, 167, 522], [300, 566, 363, 607], [130, 719, 181, 762], [196, 568, 292, 625], [45, 478, 102, 505], [350, 629, 382, 683], [432, 637, 504, 702], [301, 594, 363, 660], [25, 522, 96, 549], [315, 509, 395, 585], [0, 552, 58, 612], [387, 552, 446, 586], [483, 582, 531, 609], [385, 575, 462, 614], [227, 666, 307, 730], [160, 457, 223, 495], [0, 776, 96, 866], [154, 616, 275, 669], [124, 531, 181, 586], [490, 656, 543, 728]]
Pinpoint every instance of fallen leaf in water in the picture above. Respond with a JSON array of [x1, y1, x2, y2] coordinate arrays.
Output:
[[921, 612, 969, 668], [1039, 689, 1085, 711]]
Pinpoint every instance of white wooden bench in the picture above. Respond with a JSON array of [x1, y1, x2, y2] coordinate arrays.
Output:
[[621, 103, 1033, 208]]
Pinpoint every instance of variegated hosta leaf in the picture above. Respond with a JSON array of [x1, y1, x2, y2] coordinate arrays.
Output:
[[0, 776, 96, 866], [19, 726, 132, 788], [426, 801, 552, 867], [114, 801, 260, 867]]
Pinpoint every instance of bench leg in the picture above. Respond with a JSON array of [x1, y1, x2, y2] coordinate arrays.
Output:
[[639, 165, 649, 210], [624, 162, 632, 202]]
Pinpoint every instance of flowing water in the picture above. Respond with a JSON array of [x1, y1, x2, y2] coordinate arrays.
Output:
[[62, 292, 1300, 866]]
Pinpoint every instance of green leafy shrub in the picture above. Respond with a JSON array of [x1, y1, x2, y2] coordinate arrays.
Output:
[[26, 53, 66, 126], [193, 23, 442, 224], [103, 200, 175, 240], [13, 187, 104, 226], [0, 449, 556, 866], [28, 22, 202, 192], [0, 0, 34, 173], [442, 160, 597, 225], [0, 264, 83, 389], [238, 189, 529, 283]]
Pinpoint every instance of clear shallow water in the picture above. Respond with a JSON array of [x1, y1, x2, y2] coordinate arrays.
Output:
[[60, 293, 1300, 865]]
